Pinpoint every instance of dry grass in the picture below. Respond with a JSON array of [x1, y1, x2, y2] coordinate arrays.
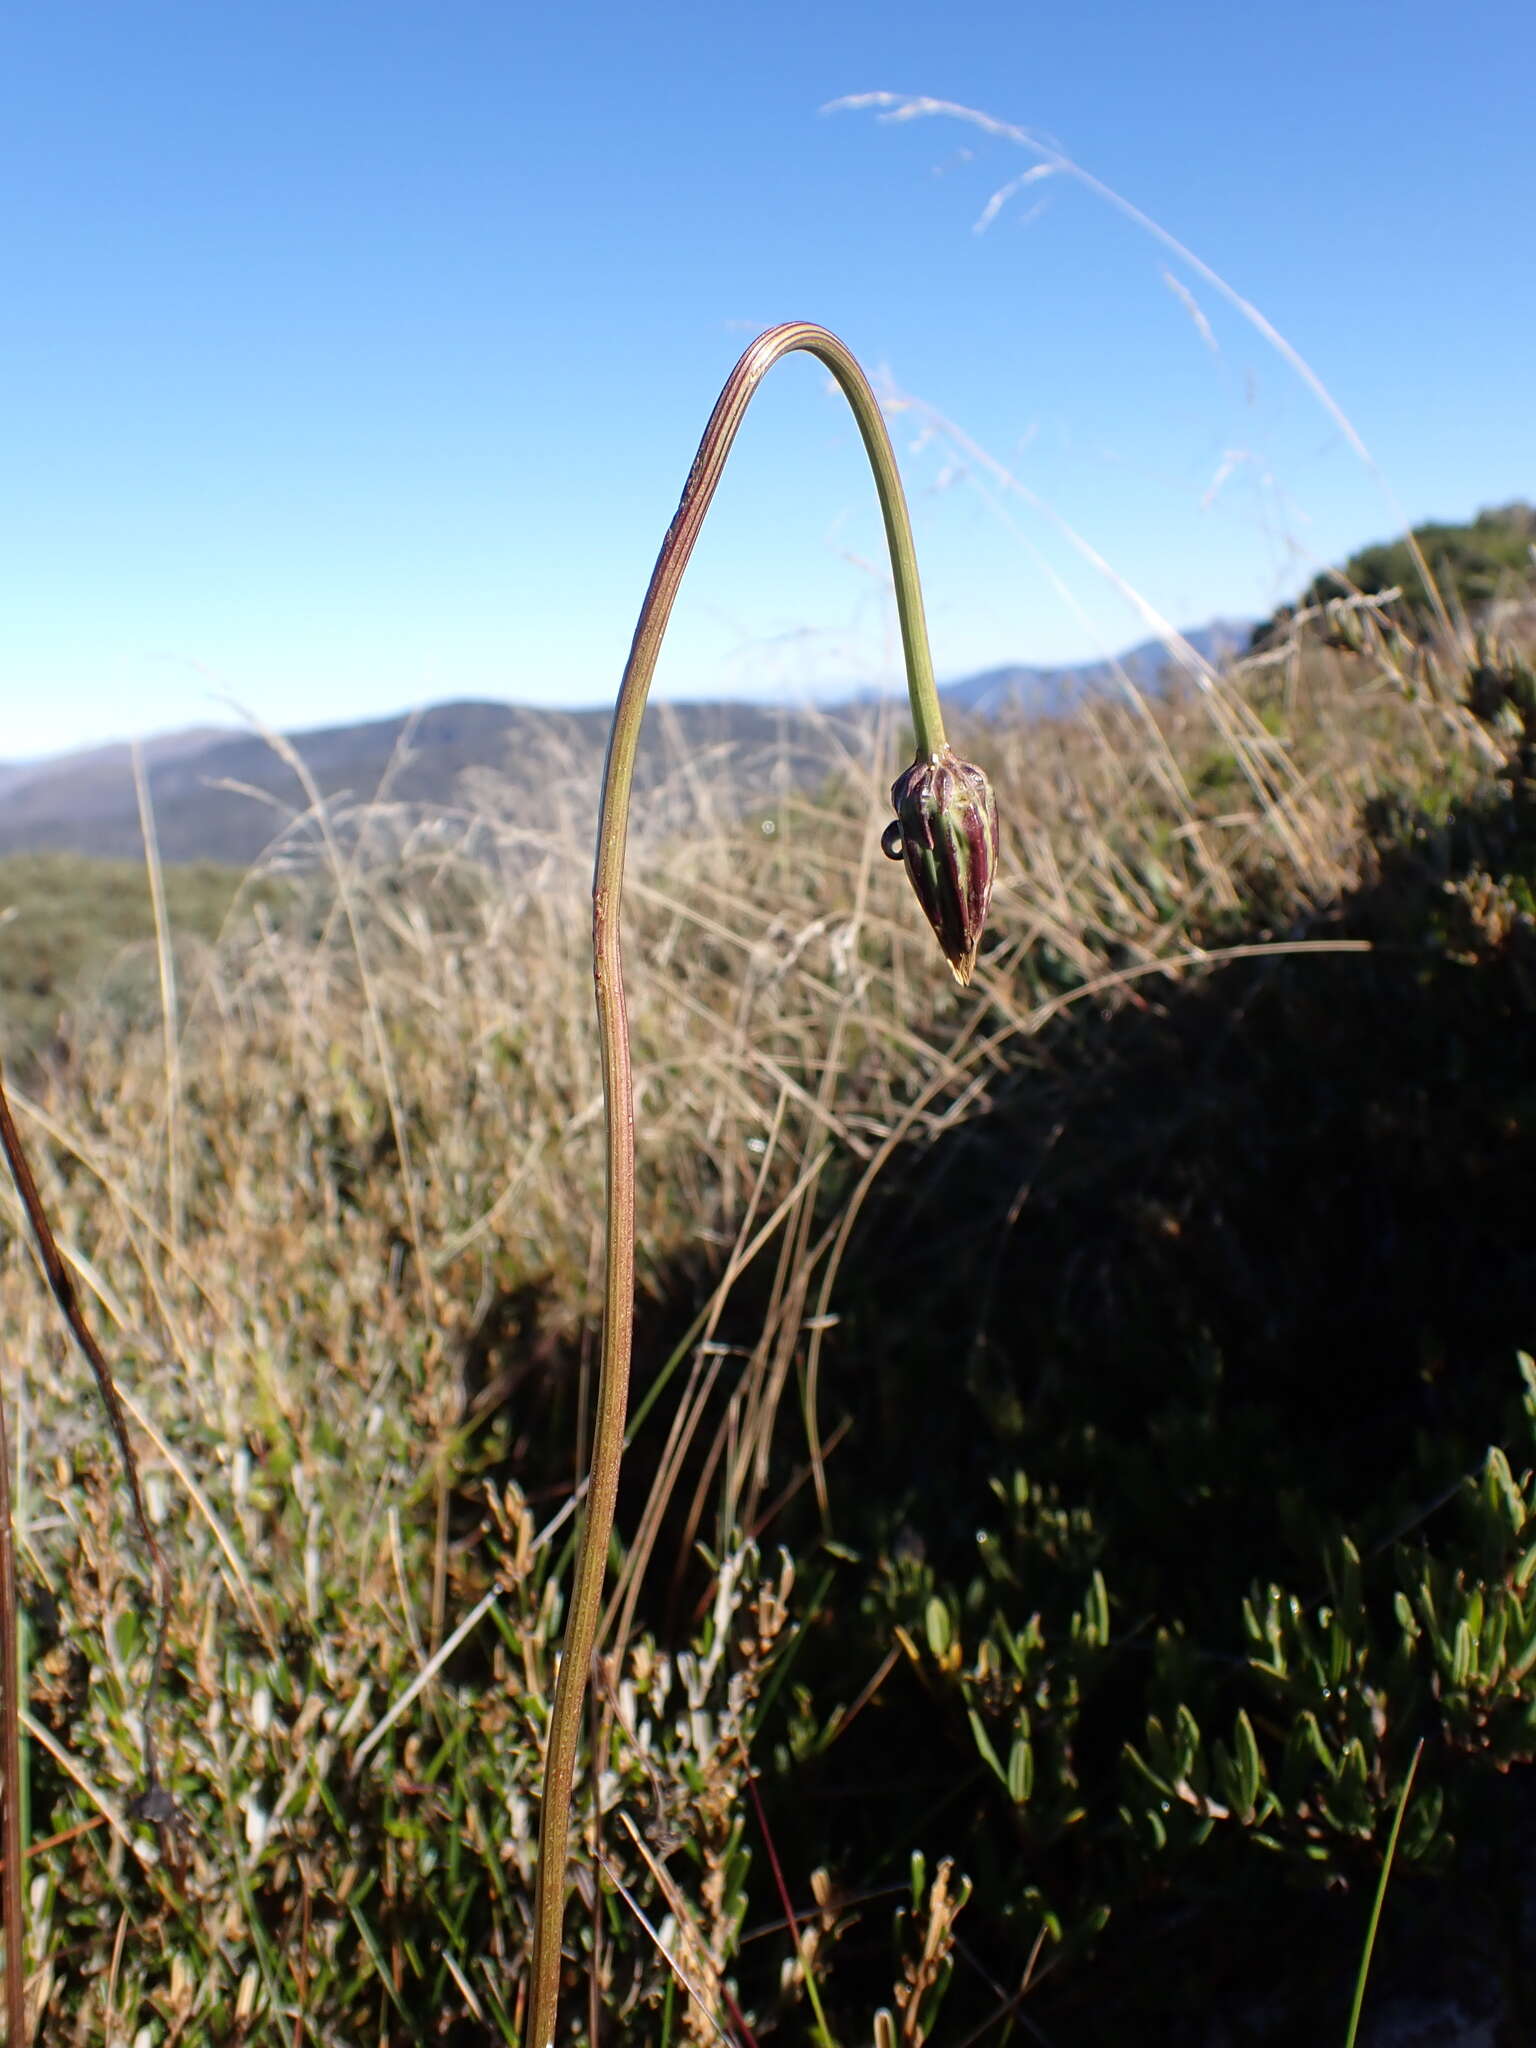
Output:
[[0, 610, 1517, 2042]]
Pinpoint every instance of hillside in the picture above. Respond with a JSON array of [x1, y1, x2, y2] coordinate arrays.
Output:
[[0, 697, 845, 865], [0, 623, 1253, 863], [940, 618, 1252, 716], [1254, 500, 1536, 644]]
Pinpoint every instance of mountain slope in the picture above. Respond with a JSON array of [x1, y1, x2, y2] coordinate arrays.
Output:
[[0, 698, 839, 865], [940, 620, 1253, 718], [0, 621, 1254, 863]]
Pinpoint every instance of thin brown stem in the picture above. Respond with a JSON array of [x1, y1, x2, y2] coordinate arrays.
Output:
[[0, 1061, 173, 1803], [0, 1358, 27, 2048]]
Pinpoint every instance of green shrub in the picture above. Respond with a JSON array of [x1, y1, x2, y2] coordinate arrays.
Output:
[[1255, 500, 1536, 645]]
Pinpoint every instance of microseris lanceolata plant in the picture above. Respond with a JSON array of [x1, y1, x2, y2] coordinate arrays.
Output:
[[525, 322, 996, 2048]]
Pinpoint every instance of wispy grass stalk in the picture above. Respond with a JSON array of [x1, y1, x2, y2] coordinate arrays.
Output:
[[1343, 1739, 1424, 2048]]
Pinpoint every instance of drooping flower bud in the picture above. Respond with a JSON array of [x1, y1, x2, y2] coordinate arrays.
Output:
[[882, 745, 999, 986]]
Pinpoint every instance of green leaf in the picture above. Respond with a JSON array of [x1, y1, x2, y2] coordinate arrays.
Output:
[[1483, 1447, 1525, 1532], [1174, 1704, 1201, 1779], [1327, 1612, 1351, 1686], [1123, 1742, 1175, 1801], [968, 1708, 1009, 1788], [1293, 1710, 1333, 1775], [1008, 1734, 1035, 1805], [1233, 1709, 1262, 1820], [925, 1597, 952, 1660], [1507, 1627, 1536, 1685], [1084, 1569, 1110, 1648], [1450, 1617, 1474, 1689], [1143, 1714, 1176, 1783], [113, 1607, 142, 1665], [1331, 1536, 1364, 1615], [1463, 1587, 1484, 1646], [1519, 1352, 1536, 1426]]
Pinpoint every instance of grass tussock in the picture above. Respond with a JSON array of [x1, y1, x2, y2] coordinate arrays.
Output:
[[2, 605, 1535, 2042]]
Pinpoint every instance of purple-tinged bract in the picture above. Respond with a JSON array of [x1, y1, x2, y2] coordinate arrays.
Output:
[[885, 745, 999, 985]]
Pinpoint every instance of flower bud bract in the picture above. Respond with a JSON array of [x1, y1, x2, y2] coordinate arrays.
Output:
[[885, 746, 999, 985]]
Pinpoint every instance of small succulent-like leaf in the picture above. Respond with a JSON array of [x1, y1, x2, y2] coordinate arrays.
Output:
[[1464, 1587, 1485, 1644], [1290, 1709, 1333, 1776], [1008, 1734, 1035, 1805], [1483, 1446, 1526, 1533], [1450, 1617, 1475, 1689], [1508, 1624, 1536, 1685], [968, 1708, 1009, 1788], [1327, 1612, 1350, 1686], [1081, 1569, 1110, 1648], [1174, 1704, 1201, 1778], [1233, 1709, 1263, 1820], [924, 1596, 952, 1660], [1483, 1593, 1511, 1673]]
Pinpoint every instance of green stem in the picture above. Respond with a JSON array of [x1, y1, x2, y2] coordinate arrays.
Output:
[[1343, 1738, 1424, 2048], [524, 322, 945, 2048]]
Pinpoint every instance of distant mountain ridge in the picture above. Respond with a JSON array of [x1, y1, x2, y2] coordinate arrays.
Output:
[[0, 700, 829, 866], [0, 728, 237, 810], [940, 620, 1253, 718], [0, 621, 1253, 864]]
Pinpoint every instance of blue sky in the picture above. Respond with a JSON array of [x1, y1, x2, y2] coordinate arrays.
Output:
[[3, 1, 1531, 759]]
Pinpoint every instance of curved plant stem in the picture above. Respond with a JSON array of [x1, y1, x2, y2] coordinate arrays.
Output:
[[525, 322, 949, 2047], [1343, 1738, 1424, 2048], [0, 1355, 26, 2048], [0, 1063, 174, 1798]]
